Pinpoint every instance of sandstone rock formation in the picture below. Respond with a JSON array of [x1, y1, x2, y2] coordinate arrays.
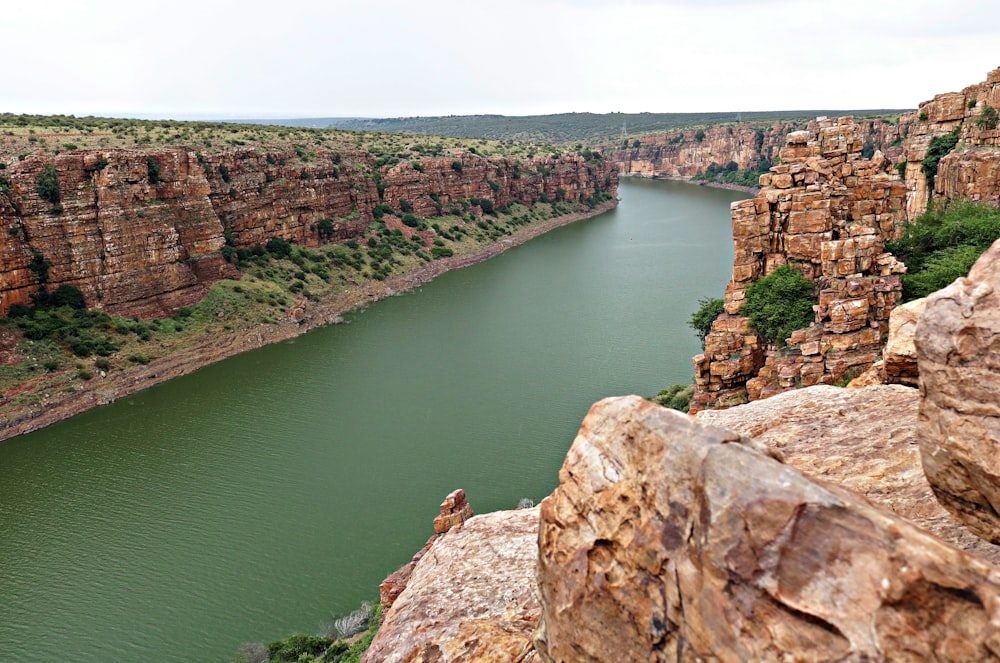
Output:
[[900, 66, 1000, 217], [364, 507, 541, 663], [378, 489, 476, 618], [0, 147, 616, 318], [917, 239, 1000, 544], [698, 384, 1000, 564], [608, 119, 903, 181], [690, 117, 908, 412], [883, 297, 928, 387], [536, 395, 1000, 662]]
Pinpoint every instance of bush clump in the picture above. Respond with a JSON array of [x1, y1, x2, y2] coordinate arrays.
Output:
[[651, 383, 694, 412], [741, 265, 815, 347], [688, 296, 724, 349], [36, 164, 60, 204], [886, 200, 1000, 300]]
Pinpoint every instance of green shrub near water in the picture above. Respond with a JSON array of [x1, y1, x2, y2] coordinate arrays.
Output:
[[741, 265, 815, 347], [688, 296, 724, 349]]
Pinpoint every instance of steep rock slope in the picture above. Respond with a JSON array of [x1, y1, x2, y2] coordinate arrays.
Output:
[[691, 66, 1000, 411], [691, 117, 908, 411], [608, 118, 903, 180], [0, 148, 616, 318]]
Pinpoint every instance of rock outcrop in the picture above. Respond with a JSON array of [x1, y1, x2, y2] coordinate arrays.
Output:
[[698, 384, 1000, 564], [378, 489, 476, 618], [0, 147, 616, 318], [883, 297, 928, 387], [899, 66, 1000, 217], [690, 117, 908, 412], [536, 395, 1000, 662], [364, 506, 541, 663], [917, 238, 1000, 544]]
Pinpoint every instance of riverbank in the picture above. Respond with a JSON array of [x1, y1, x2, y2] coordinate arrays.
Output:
[[0, 199, 617, 443], [620, 173, 760, 195]]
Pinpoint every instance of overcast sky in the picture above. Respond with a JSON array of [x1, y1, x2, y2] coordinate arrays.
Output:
[[6, 0, 1000, 120]]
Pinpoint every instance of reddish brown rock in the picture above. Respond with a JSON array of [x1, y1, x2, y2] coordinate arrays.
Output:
[[883, 297, 928, 387], [691, 117, 907, 412], [0, 147, 616, 318], [536, 395, 1000, 662], [609, 119, 902, 181], [698, 384, 1000, 563], [378, 488, 477, 619], [432, 488, 474, 534], [917, 239, 1000, 543], [364, 507, 541, 663]]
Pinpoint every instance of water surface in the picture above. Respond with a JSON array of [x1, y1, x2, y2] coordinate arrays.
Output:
[[0, 178, 745, 662]]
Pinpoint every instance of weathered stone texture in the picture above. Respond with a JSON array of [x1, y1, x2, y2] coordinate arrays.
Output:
[[536, 395, 1000, 662], [883, 297, 928, 387], [917, 239, 1000, 544], [364, 507, 541, 663], [691, 117, 908, 412], [0, 147, 616, 318], [698, 384, 1000, 564], [609, 119, 902, 180]]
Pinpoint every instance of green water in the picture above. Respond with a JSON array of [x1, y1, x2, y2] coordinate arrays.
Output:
[[0, 179, 745, 662]]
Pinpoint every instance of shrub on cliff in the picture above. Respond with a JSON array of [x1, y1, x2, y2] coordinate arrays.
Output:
[[36, 164, 60, 204], [147, 158, 160, 184], [921, 127, 960, 191], [742, 265, 815, 347], [976, 104, 999, 131], [886, 200, 1000, 300], [688, 296, 724, 349], [265, 237, 292, 258]]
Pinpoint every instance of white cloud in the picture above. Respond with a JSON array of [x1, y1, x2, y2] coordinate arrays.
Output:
[[4, 0, 999, 118]]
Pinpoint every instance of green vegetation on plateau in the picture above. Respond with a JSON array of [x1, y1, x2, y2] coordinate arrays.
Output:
[[887, 200, 1000, 301], [319, 109, 910, 145]]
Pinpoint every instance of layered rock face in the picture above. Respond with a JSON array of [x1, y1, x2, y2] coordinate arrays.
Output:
[[0, 148, 616, 318], [917, 239, 1000, 544], [690, 117, 908, 412], [536, 395, 1000, 662], [609, 119, 903, 180], [899, 66, 1000, 217]]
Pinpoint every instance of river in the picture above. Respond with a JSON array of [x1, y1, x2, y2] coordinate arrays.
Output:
[[0, 178, 745, 662]]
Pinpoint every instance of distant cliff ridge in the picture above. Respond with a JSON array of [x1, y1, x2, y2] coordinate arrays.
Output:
[[0, 148, 615, 318], [608, 118, 904, 181]]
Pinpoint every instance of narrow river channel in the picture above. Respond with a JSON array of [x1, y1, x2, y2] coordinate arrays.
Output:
[[0, 178, 746, 662]]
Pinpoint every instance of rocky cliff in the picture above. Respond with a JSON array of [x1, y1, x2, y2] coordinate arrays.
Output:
[[690, 66, 1000, 412], [0, 147, 616, 318], [690, 117, 909, 411], [608, 119, 904, 180]]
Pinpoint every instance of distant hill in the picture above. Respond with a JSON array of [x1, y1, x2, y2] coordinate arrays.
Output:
[[226, 110, 911, 145]]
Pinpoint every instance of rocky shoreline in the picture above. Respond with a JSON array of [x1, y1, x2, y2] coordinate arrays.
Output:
[[0, 200, 617, 444]]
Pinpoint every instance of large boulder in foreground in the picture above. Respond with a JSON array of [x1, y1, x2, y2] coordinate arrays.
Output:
[[698, 384, 1000, 563], [363, 507, 541, 663], [536, 395, 1000, 662], [917, 239, 1000, 543]]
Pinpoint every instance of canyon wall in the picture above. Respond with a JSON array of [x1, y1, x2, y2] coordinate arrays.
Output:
[[607, 118, 904, 180], [0, 148, 616, 318], [690, 66, 1000, 412]]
